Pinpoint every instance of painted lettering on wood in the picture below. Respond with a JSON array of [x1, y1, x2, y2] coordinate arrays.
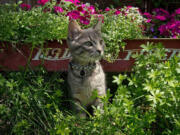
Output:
[[32, 48, 180, 61], [0, 39, 180, 72]]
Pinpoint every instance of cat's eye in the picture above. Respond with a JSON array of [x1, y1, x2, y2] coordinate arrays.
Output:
[[100, 40, 104, 44], [85, 41, 93, 47]]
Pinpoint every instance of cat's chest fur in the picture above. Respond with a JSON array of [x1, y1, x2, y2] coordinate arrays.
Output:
[[68, 62, 106, 105], [67, 19, 106, 115]]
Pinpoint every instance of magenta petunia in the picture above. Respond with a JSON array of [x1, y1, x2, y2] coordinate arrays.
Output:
[[105, 7, 110, 12], [158, 21, 180, 38], [79, 16, 90, 25], [158, 25, 169, 36], [155, 15, 166, 21], [83, 11, 91, 19], [77, 5, 83, 12], [159, 8, 169, 15], [153, 8, 170, 19], [126, 6, 132, 11], [37, 0, 49, 6], [77, 4, 95, 16], [153, 8, 169, 15], [114, 10, 121, 15], [146, 19, 152, 23], [144, 8, 179, 38], [54, 6, 63, 13], [88, 5, 96, 14], [20, 3, 31, 10], [67, 10, 80, 20], [175, 8, 180, 14], [80, 4, 86, 8], [143, 12, 152, 19]]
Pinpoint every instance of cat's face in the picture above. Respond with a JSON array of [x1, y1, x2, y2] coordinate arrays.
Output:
[[67, 19, 105, 63]]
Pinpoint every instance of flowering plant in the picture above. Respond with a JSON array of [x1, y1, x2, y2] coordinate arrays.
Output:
[[60, 3, 145, 59], [0, 0, 145, 60], [143, 8, 180, 38], [102, 6, 145, 60], [0, 1, 68, 45]]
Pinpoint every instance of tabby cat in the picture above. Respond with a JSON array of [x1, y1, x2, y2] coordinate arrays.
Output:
[[67, 19, 106, 118]]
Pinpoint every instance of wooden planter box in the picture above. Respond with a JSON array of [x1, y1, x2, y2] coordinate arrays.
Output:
[[0, 39, 179, 72]]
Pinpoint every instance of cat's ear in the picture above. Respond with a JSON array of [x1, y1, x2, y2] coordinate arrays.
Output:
[[68, 20, 82, 40], [93, 17, 102, 32]]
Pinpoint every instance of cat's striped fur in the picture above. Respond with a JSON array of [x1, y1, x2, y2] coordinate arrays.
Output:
[[67, 19, 106, 118]]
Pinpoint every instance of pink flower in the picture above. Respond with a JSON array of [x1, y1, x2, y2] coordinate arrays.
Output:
[[79, 16, 90, 25], [172, 35, 177, 38], [67, 10, 80, 20], [54, 6, 63, 13], [143, 12, 152, 19], [114, 10, 121, 15], [77, 5, 84, 12], [175, 8, 180, 14], [83, 11, 91, 18], [146, 19, 152, 23], [153, 8, 170, 19], [20, 3, 31, 10], [158, 25, 169, 36], [88, 5, 96, 14], [158, 21, 180, 38], [127, 6, 132, 9], [126, 6, 132, 11], [105, 7, 110, 12], [155, 15, 166, 21], [80, 4, 86, 8], [37, 0, 49, 6], [77, 4, 96, 15]]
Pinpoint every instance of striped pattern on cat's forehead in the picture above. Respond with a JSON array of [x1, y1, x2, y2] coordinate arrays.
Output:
[[67, 19, 104, 62], [75, 28, 102, 44]]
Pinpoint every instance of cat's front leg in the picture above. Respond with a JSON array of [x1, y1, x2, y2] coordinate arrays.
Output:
[[72, 94, 87, 118]]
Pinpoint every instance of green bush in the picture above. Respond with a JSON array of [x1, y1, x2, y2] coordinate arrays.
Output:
[[110, 43, 180, 134], [102, 8, 144, 61], [0, 3, 68, 45], [0, 43, 179, 134], [0, 68, 66, 134], [0, 2, 145, 61]]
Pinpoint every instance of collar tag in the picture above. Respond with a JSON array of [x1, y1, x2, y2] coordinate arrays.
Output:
[[80, 70, 85, 76], [69, 62, 96, 77]]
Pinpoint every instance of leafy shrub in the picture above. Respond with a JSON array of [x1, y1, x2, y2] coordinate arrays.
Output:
[[111, 43, 180, 134], [0, 68, 66, 134], [55, 43, 179, 135], [102, 7, 144, 60], [1, 43, 180, 135], [0, 2, 68, 45], [0, 1, 145, 61]]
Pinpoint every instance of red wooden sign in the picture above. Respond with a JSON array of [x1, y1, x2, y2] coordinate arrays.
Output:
[[0, 39, 180, 72]]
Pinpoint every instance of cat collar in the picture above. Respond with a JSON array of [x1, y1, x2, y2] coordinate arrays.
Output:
[[69, 62, 96, 77]]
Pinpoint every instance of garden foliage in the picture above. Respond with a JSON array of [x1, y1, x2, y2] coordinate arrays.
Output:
[[0, 0, 144, 60], [1, 0, 179, 60], [0, 1, 68, 45], [0, 43, 179, 134], [0, 68, 66, 134], [0, 0, 179, 134]]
